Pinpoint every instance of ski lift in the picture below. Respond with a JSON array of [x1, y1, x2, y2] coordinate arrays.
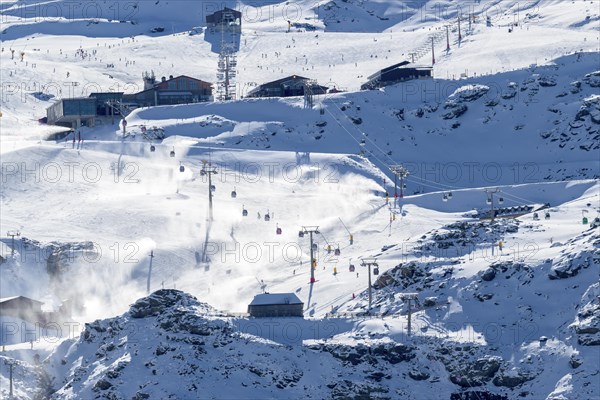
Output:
[[179, 163, 185, 172], [170, 147, 175, 157], [373, 266, 380, 275], [545, 211, 550, 220], [486, 197, 492, 205], [447, 192, 453, 199], [582, 210, 589, 225], [276, 224, 282, 235], [334, 247, 341, 256], [231, 187, 237, 198], [264, 213, 270, 222], [533, 212, 539, 220], [442, 194, 448, 202], [242, 206, 248, 217], [349, 264, 355, 272], [298, 230, 305, 238], [312, 243, 318, 250], [150, 145, 156, 152], [498, 197, 504, 205], [210, 184, 216, 192]]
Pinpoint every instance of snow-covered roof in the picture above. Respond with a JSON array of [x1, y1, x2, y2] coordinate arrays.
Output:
[[249, 293, 303, 306], [0, 296, 44, 304]]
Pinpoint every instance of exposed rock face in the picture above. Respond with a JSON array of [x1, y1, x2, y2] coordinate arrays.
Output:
[[549, 248, 599, 279], [45, 241, 96, 278], [308, 342, 416, 366], [449, 356, 502, 387], [572, 283, 600, 346]]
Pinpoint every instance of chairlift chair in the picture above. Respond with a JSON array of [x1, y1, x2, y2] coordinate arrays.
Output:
[[298, 231, 305, 238], [442, 194, 448, 202], [373, 267, 380, 275], [276, 224, 282, 235], [231, 187, 237, 198], [349, 264, 355, 272], [498, 197, 504, 204], [545, 211, 550, 220], [264, 214, 270, 222], [150, 145, 156, 152], [447, 192, 453, 199], [533, 212, 539, 220], [210, 184, 216, 192], [334, 248, 341, 256], [486, 197, 492, 205], [170, 147, 175, 157], [179, 164, 185, 172], [242, 207, 248, 217], [312, 243, 318, 250]]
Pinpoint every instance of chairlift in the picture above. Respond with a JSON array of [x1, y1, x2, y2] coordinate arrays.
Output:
[[276, 224, 282, 235], [179, 164, 185, 173], [373, 266, 380, 275], [242, 206, 248, 217], [334, 248, 341, 256], [231, 187, 237, 198], [545, 211, 550, 220], [264, 213, 270, 222], [533, 212, 539, 220], [150, 145, 156, 152], [170, 147, 175, 157], [349, 264, 355, 272], [498, 197, 504, 204], [312, 243, 318, 250], [447, 192, 453, 199], [442, 194, 448, 202], [486, 197, 492, 205], [298, 230, 305, 238], [210, 184, 216, 192]]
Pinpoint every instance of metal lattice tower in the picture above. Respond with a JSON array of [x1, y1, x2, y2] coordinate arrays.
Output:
[[216, 37, 237, 101]]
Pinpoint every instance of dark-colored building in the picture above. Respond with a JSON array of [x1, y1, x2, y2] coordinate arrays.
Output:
[[46, 97, 97, 128], [247, 293, 304, 317], [361, 61, 433, 90], [124, 74, 213, 107], [206, 7, 242, 33], [246, 75, 328, 98], [0, 296, 44, 322], [89, 92, 124, 116]]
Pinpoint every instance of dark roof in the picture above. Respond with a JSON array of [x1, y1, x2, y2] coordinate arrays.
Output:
[[367, 61, 432, 80], [249, 293, 303, 306], [206, 7, 242, 23], [260, 75, 311, 87], [380, 60, 411, 73]]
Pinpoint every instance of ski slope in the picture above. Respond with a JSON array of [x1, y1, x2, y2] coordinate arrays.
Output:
[[0, 0, 599, 399]]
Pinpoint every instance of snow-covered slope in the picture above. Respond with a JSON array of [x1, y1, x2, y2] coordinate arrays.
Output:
[[0, 0, 599, 398]]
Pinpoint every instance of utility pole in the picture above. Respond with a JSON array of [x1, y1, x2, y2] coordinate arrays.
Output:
[[400, 293, 418, 336], [147, 250, 154, 294], [5, 360, 14, 398], [390, 165, 409, 208], [458, 15, 462, 42], [200, 161, 218, 221], [6, 230, 20, 257], [431, 37, 435, 65], [445, 25, 450, 51], [360, 258, 378, 313], [409, 52, 416, 63], [300, 226, 320, 284], [484, 188, 503, 221]]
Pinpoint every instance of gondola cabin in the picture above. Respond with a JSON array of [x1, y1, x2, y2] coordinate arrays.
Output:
[[373, 267, 380, 275], [265, 214, 270, 222], [150, 145, 156, 152]]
